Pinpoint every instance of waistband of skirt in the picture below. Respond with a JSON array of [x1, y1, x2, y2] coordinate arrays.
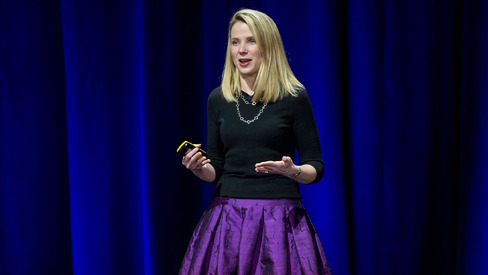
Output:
[[209, 197, 302, 209]]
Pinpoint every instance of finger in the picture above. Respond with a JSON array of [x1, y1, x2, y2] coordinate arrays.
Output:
[[197, 154, 210, 164], [194, 157, 211, 170], [282, 156, 293, 164], [182, 153, 191, 165], [189, 147, 200, 155], [255, 161, 278, 167], [196, 159, 211, 169], [255, 166, 271, 173], [183, 148, 199, 161], [184, 151, 203, 169], [255, 169, 270, 174], [256, 163, 279, 172], [190, 152, 204, 164]]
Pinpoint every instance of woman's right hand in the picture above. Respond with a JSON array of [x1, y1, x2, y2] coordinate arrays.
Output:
[[181, 144, 216, 182], [181, 144, 211, 171]]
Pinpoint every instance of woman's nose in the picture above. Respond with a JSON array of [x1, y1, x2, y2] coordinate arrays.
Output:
[[239, 44, 248, 54]]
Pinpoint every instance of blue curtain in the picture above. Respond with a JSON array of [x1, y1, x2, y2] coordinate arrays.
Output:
[[1, 0, 487, 274]]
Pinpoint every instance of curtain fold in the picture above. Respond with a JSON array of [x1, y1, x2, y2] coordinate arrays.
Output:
[[1, 0, 487, 274], [0, 1, 72, 274]]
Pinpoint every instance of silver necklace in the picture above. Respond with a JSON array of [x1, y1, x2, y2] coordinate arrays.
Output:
[[236, 95, 267, 124], [241, 93, 259, 105]]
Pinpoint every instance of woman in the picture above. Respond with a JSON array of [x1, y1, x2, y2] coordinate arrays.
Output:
[[180, 8, 332, 274]]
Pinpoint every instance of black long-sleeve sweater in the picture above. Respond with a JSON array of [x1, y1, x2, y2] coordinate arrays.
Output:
[[207, 87, 324, 199]]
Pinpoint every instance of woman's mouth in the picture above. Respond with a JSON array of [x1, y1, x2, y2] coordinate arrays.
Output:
[[239, 59, 252, 66]]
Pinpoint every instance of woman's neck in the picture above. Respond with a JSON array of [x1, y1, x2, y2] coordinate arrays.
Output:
[[240, 75, 256, 96]]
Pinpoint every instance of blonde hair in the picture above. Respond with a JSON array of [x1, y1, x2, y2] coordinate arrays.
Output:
[[221, 9, 304, 103]]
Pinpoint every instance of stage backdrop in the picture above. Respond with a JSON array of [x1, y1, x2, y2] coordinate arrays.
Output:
[[1, 0, 487, 274]]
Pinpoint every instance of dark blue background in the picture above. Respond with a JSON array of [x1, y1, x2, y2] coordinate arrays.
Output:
[[1, 0, 487, 274]]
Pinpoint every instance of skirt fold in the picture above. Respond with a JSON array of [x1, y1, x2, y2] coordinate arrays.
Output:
[[202, 206, 225, 272], [240, 206, 265, 274]]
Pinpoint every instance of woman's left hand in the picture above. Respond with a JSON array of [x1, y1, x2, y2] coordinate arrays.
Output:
[[255, 156, 298, 177]]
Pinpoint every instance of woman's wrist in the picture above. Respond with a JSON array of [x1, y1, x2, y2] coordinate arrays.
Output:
[[293, 166, 302, 177], [289, 164, 317, 184], [286, 165, 301, 178], [192, 163, 216, 182]]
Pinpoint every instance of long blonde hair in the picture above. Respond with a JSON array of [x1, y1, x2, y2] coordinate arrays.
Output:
[[221, 9, 304, 103]]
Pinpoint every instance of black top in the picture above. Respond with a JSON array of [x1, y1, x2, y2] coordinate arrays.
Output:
[[206, 87, 324, 199]]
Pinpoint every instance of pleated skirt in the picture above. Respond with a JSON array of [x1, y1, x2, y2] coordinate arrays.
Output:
[[179, 197, 332, 274]]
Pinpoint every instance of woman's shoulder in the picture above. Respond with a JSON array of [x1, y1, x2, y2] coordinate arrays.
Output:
[[207, 86, 229, 111], [208, 86, 224, 101], [295, 86, 309, 96], [276, 88, 314, 115], [282, 87, 310, 103]]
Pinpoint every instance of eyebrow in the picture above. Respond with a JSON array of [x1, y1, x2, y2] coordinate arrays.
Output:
[[231, 36, 255, 40]]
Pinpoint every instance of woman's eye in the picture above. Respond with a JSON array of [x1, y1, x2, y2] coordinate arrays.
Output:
[[249, 39, 256, 44], [231, 40, 239, 45]]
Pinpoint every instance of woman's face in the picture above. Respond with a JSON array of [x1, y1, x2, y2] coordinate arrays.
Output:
[[230, 21, 262, 81]]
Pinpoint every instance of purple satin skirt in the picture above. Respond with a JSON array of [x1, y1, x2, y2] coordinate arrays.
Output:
[[179, 197, 332, 274]]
